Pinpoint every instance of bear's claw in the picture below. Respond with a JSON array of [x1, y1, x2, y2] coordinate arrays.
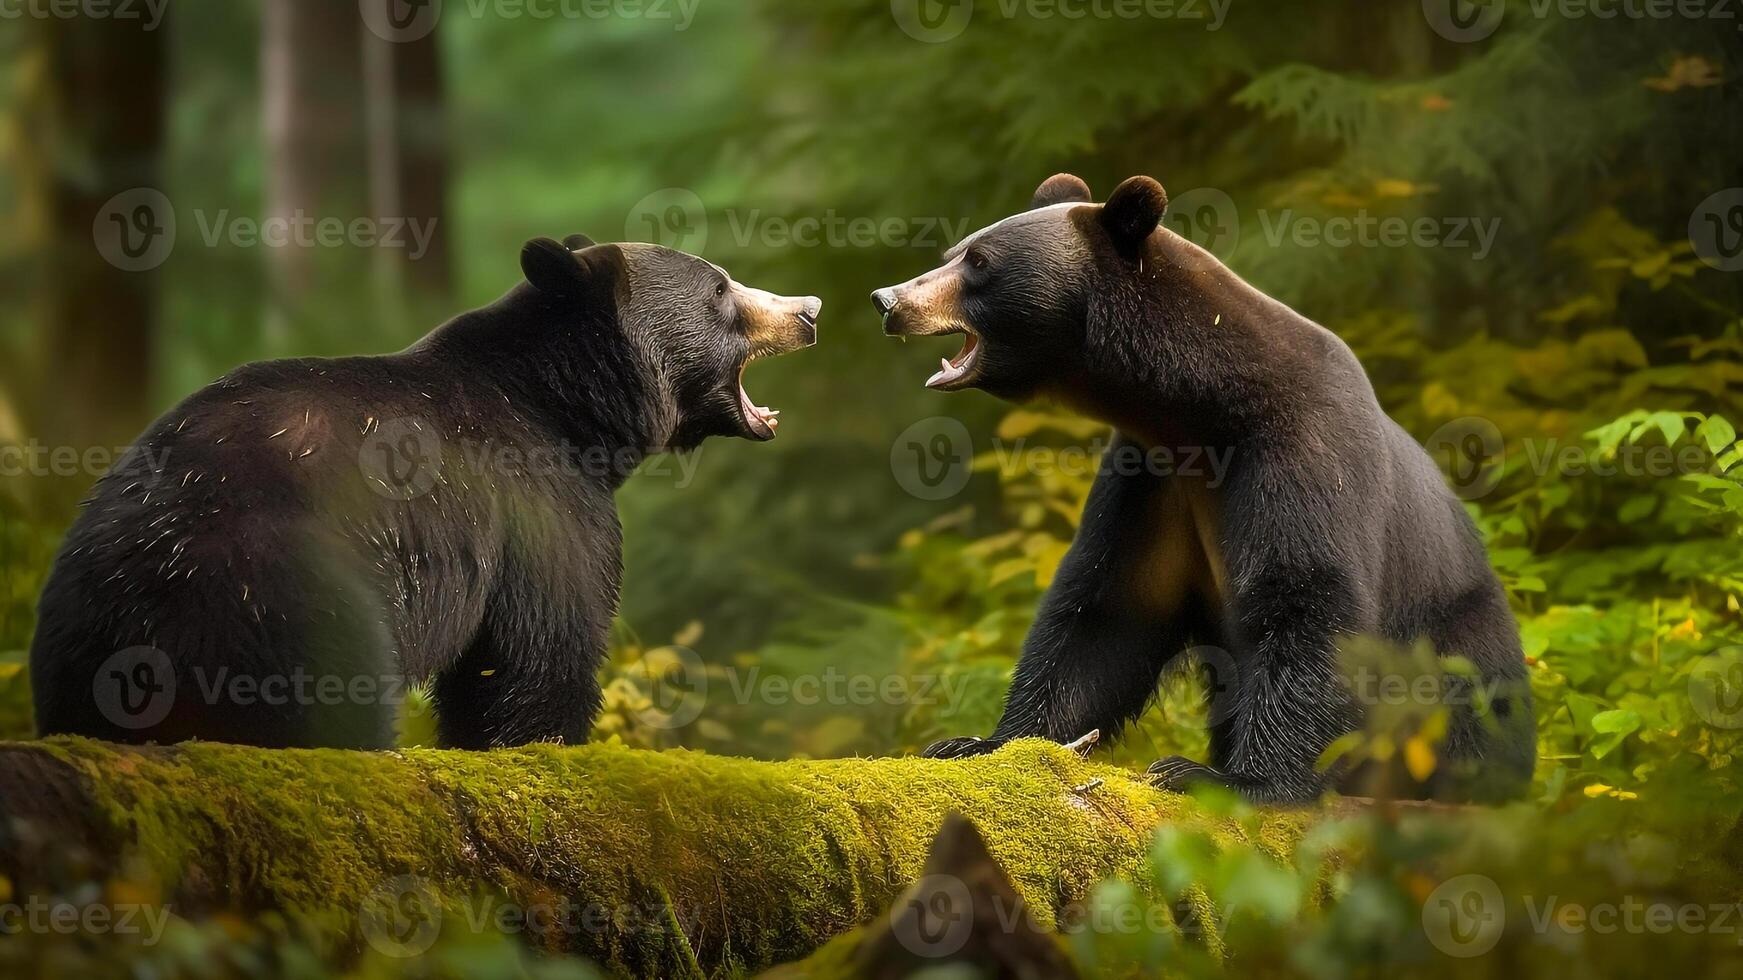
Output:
[[1064, 729, 1101, 757], [1145, 755, 1225, 793], [921, 735, 1007, 759]]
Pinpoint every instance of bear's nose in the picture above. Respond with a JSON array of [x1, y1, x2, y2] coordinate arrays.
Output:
[[797, 296, 822, 329], [871, 288, 898, 317]]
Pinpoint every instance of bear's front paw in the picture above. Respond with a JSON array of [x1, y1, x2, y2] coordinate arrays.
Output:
[[1145, 756, 1226, 793], [922, 735, 1007, 759]]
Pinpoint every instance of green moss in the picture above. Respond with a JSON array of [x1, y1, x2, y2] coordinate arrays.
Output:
[[5, 737, 1318, 978]]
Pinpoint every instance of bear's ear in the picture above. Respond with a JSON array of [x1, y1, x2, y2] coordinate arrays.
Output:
[[1098, 176, 1168, 258], [1032, 173, 1092, 209], [562, 233, 596, 250], [521, 237, 587, 294]]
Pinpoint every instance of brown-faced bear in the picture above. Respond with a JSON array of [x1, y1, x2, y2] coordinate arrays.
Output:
[[872, 174, 1533, 803], [31, 236, 819, 749]]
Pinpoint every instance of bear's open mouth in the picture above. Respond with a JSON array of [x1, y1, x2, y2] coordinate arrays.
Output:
[[926, 331, 980, 389], [736, 363, 779, 440]]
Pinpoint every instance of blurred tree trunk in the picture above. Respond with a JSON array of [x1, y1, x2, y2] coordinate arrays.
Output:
[[360, 5, 452, 334], [263, 1, 450, 346], [392, 23, 453, 303], [42, 12, 167, 464], [260, 0, 369, 347]]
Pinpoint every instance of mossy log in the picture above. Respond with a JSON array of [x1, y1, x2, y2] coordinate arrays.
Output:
[[0, 737, 1316, 977]]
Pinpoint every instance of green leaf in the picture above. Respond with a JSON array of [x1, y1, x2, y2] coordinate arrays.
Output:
[[1315, 731, 1365, 771], [1697, 415, 1737, 454], [1564, 692, 1605, 733], [1218, 852, 1301, 925], [1640, 411, 1686, 447], [1590, 709, 1641, 734], [1617, 495, 1656, 522]]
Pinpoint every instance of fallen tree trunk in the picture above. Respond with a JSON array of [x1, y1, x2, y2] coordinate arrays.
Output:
[[0, 737, 1315, 977]]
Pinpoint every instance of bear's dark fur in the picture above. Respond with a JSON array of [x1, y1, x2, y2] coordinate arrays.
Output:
[[874, 174, 1533, 803], [31, 236, 819, 749]]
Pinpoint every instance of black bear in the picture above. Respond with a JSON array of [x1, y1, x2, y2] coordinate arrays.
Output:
[[872, 174, 1533, 803], [32, 236, 819, 749]]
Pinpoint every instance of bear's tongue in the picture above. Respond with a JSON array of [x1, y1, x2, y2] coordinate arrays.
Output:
[[926, 334, 979, 389], [738, 381, 779, 439]]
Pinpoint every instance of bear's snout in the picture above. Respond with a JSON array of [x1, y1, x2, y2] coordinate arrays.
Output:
[[871, 287, 898, 318], [796, 296, 821, 346]]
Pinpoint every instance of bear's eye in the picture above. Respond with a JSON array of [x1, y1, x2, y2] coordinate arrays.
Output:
[[965, 248, 989, 271], [714, 281, 728, 299]]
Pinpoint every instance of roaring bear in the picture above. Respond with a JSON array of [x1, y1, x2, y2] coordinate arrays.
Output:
[[872, 174, 1533, 803], [32, 236, 819, 749]]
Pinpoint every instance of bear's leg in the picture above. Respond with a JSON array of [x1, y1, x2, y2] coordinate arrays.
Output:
[[1147, 495, 1365, 803], [431, 616, 604, 749], [1146, 633, 1356, 803], [925, 440, 1193, 760], [1426, 588, 1536, 801]]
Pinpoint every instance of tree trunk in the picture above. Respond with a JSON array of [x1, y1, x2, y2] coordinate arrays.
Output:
[[391, 19, 453, 302], [42, 10, 167, 464], [260, 0, 369, 347], [0, 738, 1315, 978]]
